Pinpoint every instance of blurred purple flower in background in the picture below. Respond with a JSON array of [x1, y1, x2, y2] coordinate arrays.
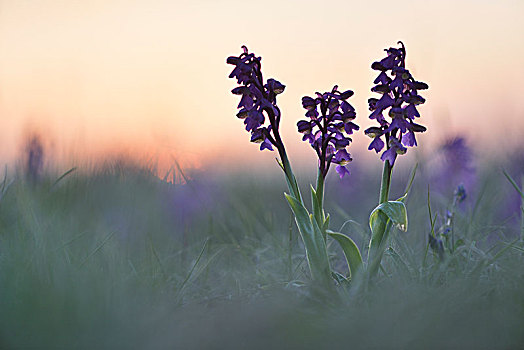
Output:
[[297, 85, 359, 178], [365, 42, 428, 165], [25, 134, 44, 183], [227, 46, 286, 152], [428, 233, 444, 260], [430, 136, 476, 197], [454, 184, 467, 203], [164, 174, 218, 229]]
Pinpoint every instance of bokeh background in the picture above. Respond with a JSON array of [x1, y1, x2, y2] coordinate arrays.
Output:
[[0, 0, 523, 173], [2, 3, 524, 348]]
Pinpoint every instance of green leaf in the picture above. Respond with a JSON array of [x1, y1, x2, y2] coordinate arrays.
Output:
[[369, 201, 408, 232], [399, 163, 418, 202], [331, 271, 350, 285], [277, 157, 302, 202], [51, 167, 77, 189], [276, 158, 285, 172], [322, 214, 330, 233], [489, 237, 520, 264], [327, 230, 363, 278], [311, 185, 323, 230], [503, 169, 524, 198], [284, 193, 331, 281], [367, 201, 406, 276], [386, 247, 412, 277]]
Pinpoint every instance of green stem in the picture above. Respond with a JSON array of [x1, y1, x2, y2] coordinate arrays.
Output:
[[280, 153, 302, 202], [281, 153, 330, 282], [314, 168, 326, 235], [316, 169, 325, 212], [368, 160, 393, 277], [379, 161, 392, 204]]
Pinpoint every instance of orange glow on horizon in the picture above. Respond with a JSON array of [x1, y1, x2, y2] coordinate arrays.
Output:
[[0, 0, 523, 171]]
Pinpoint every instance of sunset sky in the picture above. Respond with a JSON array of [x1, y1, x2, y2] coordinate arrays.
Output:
[[0, 0, 523, 172]]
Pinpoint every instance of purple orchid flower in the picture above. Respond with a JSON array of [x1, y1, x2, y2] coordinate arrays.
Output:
[[227, 46, 286, 152], [297, 85, 359, 178], [364, 42, 428, 165]]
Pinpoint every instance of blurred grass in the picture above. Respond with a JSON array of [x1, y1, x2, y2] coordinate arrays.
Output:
[[1, 159, 523, 349]]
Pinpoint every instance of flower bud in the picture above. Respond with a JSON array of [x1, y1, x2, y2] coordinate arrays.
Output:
[[404, 95, 426, 105], [231, 86, 250, 95], [250, 129, 265, 143], [267, 79, 286, 94], [372, 84, 390, 94], [297, 120, 312, 134], [411, 123, 427, 133], [368, 98, 378, 110], [339, 90, 354, 99], [236, 109, 249, 119], [388, 107, 404, 118], [372, 62, 386, 71], [301, 96, 316, 111], [334, 138, 349, 150], [226, 56, 241, 65], [412, 81, 429, 90], [365, 127, 382, 138]]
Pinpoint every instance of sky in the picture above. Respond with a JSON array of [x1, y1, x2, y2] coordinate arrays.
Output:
[[0, 0, 523, 173]]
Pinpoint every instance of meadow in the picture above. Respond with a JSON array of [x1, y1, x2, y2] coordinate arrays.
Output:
[[1, 1, 522, 348], [0, 144, 523, 349]]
